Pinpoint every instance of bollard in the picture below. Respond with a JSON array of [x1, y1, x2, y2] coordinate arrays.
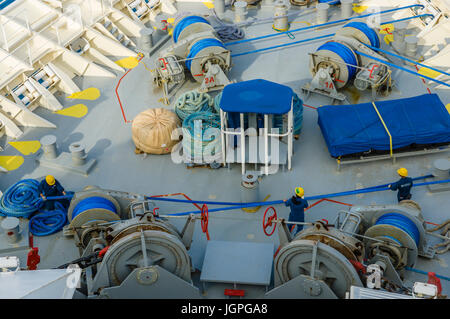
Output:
[[316, 3, 329, 24], [214, 0, 225, 18], [433, 159, 450, 180], [274, 2, 289, 31], [340, 0, 353, 19], [40, 135, 58, 159], [234, 1, 247, 23], [69, 142, 87, 166], [138, 27, 153, 54], [240, 173, 260, 211], [1, 217, 21, 244]]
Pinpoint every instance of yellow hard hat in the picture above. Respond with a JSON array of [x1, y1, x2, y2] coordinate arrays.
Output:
[[295, 187, 304, 197], [397, 168, 408, 177], [46, 175, 55, 186]]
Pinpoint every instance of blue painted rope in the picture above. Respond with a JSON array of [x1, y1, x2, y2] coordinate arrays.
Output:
[[405, 266, 450, 282], [173, 16, 210, 43], [226, 4, 425, 46], [355, 50, 450, 88], [29, 202, 67, 236], [231, 33, 335, 58], [72, 196, 117, 220], [343, 21, 380, 48], [375, 213, 420, 246], [147, 175, 438, 210], [317, 41, 358, 79], [362, 43, 450, 78], [273, 93, 303, 135], [319, 0, 340, 4], [0, 179, 43, 218], [186, 38, 226, 71]]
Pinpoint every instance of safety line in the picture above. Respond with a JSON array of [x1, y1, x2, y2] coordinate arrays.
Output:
[[226, 4, 424, 46], [382, 13, 434, 25], [415, 65, 432, 94], [355, 51, 450, 88], [371, 101, 393, 157], [115, 53, 144, 124]]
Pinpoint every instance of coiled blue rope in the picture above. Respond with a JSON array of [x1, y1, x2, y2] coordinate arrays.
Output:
[[343, 21, 380, 48], [173, 16, 210, 43], [29, 202, 67, 236], [182, 111, 221, 160], [72, 196, 117, 220], [317, 41, 358, 80], [0, 179, 43, 218], [375, 213, 420, 246], [186, 38, 226, 71]]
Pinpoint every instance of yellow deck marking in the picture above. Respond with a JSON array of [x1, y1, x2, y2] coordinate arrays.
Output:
[[353, 5, 368, 14], [115, 56, 140, 69], [383, 34, 394, 45], [8, 141, 41, 155], [446, 103, 450, 114], [418, 66, 441, 79], [55, 104, 88, 118], [167, 17, 175, 24], [202, 0, 214, 8], [67, 88, 100, 100], [380, 24, 394, 34], [168, 28, 173, 36], [0, 156, 24, 171]]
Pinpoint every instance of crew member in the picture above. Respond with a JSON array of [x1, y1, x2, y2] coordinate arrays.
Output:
[[38, 175, 66, 210], [283, 187, 309, 235], [389, 168, 413, 202]]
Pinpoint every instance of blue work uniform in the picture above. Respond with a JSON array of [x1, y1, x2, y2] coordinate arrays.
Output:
[[38, 179, 65, 210], [389, 177, 413, 202], [285, 196, 309, 234]]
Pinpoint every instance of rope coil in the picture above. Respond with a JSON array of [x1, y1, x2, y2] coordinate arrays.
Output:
[[173, 15, 211, 43], [316, 41, 358, 80], [0, 179, 43, 218], [182, 111, 222, 162], [185, 38, 226, 71], [72, 196, 117, 220], [343, 21, 380, 48], [174, 90, 215, 121], [375, 213, 420, 246], [29, 202, 67, 236]]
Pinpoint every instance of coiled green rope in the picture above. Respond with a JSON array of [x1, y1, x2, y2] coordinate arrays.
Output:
[[174, 90, 215, 121], [182, 111, 222, 162]]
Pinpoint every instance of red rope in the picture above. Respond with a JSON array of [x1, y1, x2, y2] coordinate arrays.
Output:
[[115, 54, 144, 124]]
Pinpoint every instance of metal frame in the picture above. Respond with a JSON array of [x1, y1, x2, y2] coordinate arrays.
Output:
[[219, 100, 293, 175]]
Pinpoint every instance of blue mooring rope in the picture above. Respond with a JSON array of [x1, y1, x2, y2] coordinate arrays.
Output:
[[173, 15, 210, 43], [72, 196, 117, 220], [316, 41, 358, 80], [343, 22, 380, 48], [0, 179, 43, 218], [29, 202, 67, 236], [375, 213, 420, 246]]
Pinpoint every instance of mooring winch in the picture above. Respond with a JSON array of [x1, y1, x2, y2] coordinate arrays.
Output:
[[303, 21, 392, 102], [62, 187, 201, 298], [153, 12, 232, 104], [263, 200, 435, 299]]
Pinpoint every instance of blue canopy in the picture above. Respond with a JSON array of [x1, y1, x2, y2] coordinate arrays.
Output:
[[317, 94, 450, 158], [219, 79, 293, 115]]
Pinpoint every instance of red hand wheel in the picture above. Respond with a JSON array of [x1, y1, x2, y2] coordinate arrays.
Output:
[[263, 206, 277, 236], [201, 204, 210, 240]]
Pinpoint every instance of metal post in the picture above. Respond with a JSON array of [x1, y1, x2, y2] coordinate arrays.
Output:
[[240, 113, 245, 175], [264, 114, 269, 175], [220, 110, 226, 167], [287, 103, 293, 170]]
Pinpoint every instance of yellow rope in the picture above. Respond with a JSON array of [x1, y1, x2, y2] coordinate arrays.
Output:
[[371, 101, 393, 157]]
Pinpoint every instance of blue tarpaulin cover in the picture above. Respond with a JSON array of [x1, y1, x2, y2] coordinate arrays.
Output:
[[220, 79, 293, 114], [317, 94, 450, 157]]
